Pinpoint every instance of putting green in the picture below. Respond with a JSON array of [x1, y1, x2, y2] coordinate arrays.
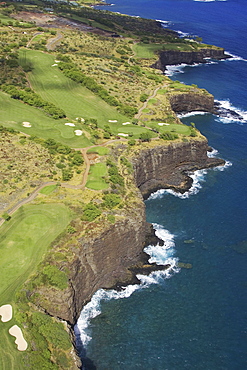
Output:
[[86, 163, 109, 190]]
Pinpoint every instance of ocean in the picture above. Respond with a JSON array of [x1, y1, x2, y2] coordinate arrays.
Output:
[[75, 1, 247, 369]]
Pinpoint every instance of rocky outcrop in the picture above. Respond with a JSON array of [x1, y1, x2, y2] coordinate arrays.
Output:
[[152, 48, 229, 71], [38, 196, 147, 325], [170, 93, 215, 113], [132, 139, 225, 199]]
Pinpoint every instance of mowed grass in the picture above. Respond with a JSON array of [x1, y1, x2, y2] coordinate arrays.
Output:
[[0, 90, 91, 148], [86, 163, 108, 190], [0, 203, 71, 370], [39, 184, 58, 195], [87, 146, 110, 155], [19, 49, 129, 129], [133, 43, 164, 58]]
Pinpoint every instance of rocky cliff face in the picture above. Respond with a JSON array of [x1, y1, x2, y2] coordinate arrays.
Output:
[[152, 48, 229, 71], [36, 139, 224, 326], [38, 196, 147, 325], [170, 93, 215, 113], [132, 139, 225, 199]]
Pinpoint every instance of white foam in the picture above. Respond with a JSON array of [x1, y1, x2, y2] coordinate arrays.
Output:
[[225, 52, 247, 62], [178, 111, 209, 119], [215, 99, 247, 124], [148, 169, 208, 200], [207, 147, 233, 171], [75, 224, 178, 349]]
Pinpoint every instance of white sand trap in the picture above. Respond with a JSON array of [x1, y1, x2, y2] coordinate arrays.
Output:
[[122, 122, 131, 125], [22, 122, 32, 128], [0, 304, 12, 322], [76, 117, 85, 122], [108, 120, 118, 123], [65, 122, 75, 127], [74, 130, 83, 136], [9, 325, 28, 351], [158, 122, 170, 126], [118, 133, 129, 137], [55, 60, 61, 63], [52, 64, 58, 67]]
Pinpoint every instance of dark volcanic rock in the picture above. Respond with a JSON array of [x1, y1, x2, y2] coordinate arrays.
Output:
[[170, 93, 215, 113], [132, 139, 225, 199], [152, 48, 229, 71]]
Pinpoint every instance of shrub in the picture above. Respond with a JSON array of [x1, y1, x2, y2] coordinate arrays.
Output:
[[81, 203, 101, 221], [139, 131, 152, 142], [160, 132, 178, 140], [103, 193, 121, 209], [42, 265, 68, 290]]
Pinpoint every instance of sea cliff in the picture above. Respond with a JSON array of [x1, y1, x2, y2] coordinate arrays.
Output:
[[152, 48, 229, 71], [33, 138, 224, 328]]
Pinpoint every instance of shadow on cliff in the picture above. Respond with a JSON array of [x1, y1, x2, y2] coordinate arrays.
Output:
[[76, 334, 97, 370]]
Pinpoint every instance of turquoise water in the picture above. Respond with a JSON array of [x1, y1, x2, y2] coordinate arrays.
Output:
[[76, 1, 247, 368]]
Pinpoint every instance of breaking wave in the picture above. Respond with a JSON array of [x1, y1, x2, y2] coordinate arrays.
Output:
[[75, 225, 179, 349], [215, 100, 247, 124]]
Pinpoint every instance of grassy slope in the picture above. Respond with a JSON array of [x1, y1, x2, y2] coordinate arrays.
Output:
[[0, 203, 71, 370], [19, 49, 129, 125], [86, 162, 108, 190]]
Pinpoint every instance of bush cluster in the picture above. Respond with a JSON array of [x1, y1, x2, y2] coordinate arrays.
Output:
[[1, 84, 66, 119], [57, 58, 137, 118]]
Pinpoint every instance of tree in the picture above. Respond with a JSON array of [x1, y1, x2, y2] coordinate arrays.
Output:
[[139, 131, 152, 142]]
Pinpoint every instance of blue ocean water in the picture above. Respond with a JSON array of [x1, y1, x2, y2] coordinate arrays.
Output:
[[75, 1, 247, 368]]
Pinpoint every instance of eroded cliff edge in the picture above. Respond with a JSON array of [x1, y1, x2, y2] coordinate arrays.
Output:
[[32, 138, 224, 327], [152, 48, 229, 72]]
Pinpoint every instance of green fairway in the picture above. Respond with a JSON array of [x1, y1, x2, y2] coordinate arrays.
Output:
[[0, 203, 71, 369], [39, 184, 58, 195], [132, 43, 164, 58], [0, 203, 71, 305], [87, 146, 110, 155], [0, 91, 92, 147], [86, 163, 109, 190], [19, 49, 129, 129]]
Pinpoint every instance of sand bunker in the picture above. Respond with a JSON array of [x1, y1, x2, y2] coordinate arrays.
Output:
[[9, 325, 28, 351], [158, 122, 170, 126], [52, 63, 58, 67], [118, 133, 129, 137], [108, 120, 117, 123], [22, 122, 32, 128], [74, 130, 83, 136], [122, 122, 131, 125], [65, 122, 75, 127], [0, 304, 13, 322], [76, 117, 85, 122]]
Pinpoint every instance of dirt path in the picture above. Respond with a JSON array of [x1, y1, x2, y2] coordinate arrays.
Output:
[[0, 139, 127, 225], [26, 32, 43, 47], [136, 83, 168, 119], [46, 32, 63, 51]]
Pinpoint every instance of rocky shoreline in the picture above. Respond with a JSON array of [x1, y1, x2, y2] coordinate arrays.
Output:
[[152, 48, 230, 72]]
